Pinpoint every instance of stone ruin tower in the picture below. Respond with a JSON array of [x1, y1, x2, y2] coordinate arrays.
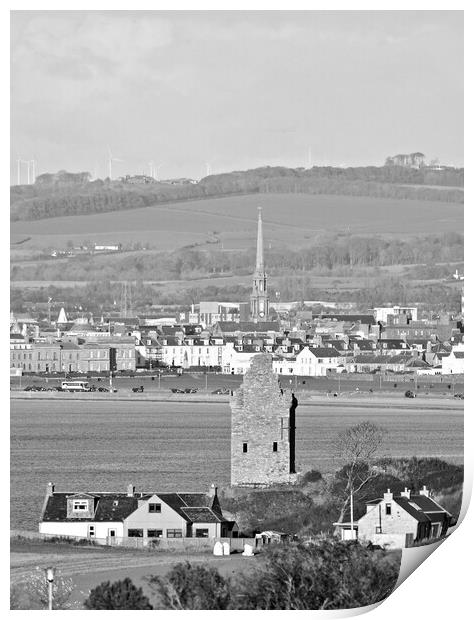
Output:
[[230, 354, 298, 486]]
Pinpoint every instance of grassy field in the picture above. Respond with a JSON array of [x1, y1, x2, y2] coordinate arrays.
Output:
[[11, 537, 256, 609], [10, 193, 463, 252]]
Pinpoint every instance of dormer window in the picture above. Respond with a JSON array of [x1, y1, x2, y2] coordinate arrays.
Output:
[[149, 503, 161, 513], [73, 500, 89, 512]]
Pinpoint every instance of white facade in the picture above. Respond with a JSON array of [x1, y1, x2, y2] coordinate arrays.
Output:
[[441, 345, 464, 374], [221, 344, 259, 374], [294, 347, 342, 377], [160, 342, 223, 368], [39, 520, 124, 541], [374, 306, 418, 323], [272, 357, 297, 375]]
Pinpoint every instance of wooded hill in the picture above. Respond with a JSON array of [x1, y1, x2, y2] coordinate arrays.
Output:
[[11, 165, 464, 222]]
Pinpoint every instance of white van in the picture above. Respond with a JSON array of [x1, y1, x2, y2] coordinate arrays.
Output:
[[61, 380, 90, 392]]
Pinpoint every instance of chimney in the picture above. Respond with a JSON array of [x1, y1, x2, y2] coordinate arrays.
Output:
[[207, 483, 218, 499], [127, 484, 135, 497], [419, 485, 430, 497], [383, 488, 393, 501], [400, 487, 411, 499], [46, 482, 55, 496]]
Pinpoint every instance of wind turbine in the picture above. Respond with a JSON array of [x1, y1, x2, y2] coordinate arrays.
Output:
[[16, 157, 22, 185], [107, 147, 123, 180], [154, 162, 164, 179], [29, 159, 37, 184]]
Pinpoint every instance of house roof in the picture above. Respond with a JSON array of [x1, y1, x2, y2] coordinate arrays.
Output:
[[306, 347, 342, 358], [41, 490, 225, 525], [60, 342, 81, 350], [405, 358, 431, 368], [360, 493, 451, 525], [41, 493, 138, 522], [378, 340, 410, 349], [320, 314, 376, 325], [352, 340, 375, 350], [181, 507, 225, 523]]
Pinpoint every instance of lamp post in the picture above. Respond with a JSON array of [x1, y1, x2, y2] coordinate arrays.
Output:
[[44, 566, 55, 610]]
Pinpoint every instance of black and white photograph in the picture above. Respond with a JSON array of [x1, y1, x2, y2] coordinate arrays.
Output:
[[9, 7, 464, 611]]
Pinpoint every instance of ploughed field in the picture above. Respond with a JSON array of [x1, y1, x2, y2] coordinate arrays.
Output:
[[10, 399, 463, 530]]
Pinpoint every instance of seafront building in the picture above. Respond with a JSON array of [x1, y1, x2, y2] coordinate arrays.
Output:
[[9, 210, 464, 379], [39, 482, 237, 545]]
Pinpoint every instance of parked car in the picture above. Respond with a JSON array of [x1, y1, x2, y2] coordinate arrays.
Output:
[[184, 387, 198, 393], [171, 388, 185, 394], [454, 393, 464, 400], [132, 386, 144, 393], [212, 388, 229, 395], [405, 390, 416, 398], [97, 387, 109, 393]]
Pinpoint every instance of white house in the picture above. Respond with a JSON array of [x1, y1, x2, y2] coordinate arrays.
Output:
[[221, 343, 260, 374], [294, 346, 344, 377], [334, 487, 452, 549], [39, 483, 236, 545], [159, 337, 224, 369], [441, 345, 464, 374]]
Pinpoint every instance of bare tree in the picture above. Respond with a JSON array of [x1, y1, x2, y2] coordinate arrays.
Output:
[[333, 421, 386, 525]]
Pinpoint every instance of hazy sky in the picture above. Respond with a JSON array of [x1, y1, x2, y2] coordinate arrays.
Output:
[[10, 10, 463, 182]]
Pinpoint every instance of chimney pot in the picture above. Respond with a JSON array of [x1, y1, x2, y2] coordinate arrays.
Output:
[[207, 483, 217, 498], [401, 487, 411, 499], [47, 482, 55, 496], [419, 485, 430, 497], [383, 488, 393, 501], [127, 484, 135, 497]]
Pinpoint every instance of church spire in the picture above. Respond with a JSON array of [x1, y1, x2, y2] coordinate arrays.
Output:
[[255, 206, 264, 272], [250, 207, 269, 321]]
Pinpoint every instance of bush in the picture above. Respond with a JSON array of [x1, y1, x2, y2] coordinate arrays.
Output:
[[232, 540, 400, 610], [10, 570, 74, 610], [84, 578, 152, 610], [222, 489, 315, 535], [301, 469, 323, 484], [148, 561, 231, 610]]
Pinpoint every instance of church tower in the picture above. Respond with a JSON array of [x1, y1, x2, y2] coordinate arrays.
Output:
[[250, 207, 269, 321]]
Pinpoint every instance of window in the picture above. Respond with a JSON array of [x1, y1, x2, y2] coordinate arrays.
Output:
[[148, 503, 161, 513], [88, 525, 95, 537], [127, 529, 144, 537], [195, 528, 209, 538], [147, 529, 163, 538], [72, 500, 89, 512], [242, 442, 248, 453], [385, 503, 392, 515], [166, 529, 182, 538], [273, 442, 278, 452], [375, 525, 382, 534]]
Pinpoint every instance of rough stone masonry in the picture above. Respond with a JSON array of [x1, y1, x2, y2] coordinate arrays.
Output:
[[230, 354, 298, 486]]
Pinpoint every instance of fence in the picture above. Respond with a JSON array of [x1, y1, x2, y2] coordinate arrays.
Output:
[[11, 530, 256, 552]]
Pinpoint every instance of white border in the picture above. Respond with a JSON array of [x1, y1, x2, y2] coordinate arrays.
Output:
[[4, 3, 469, 618]]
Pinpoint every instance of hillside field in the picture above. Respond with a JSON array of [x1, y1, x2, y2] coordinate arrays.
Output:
[[10, 193, 463, 252]]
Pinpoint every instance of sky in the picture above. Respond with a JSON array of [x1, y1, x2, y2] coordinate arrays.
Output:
[[10, 10, 464, 182]]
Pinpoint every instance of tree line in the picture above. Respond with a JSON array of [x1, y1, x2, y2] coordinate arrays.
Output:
[[11, 164, 463, 221], [11, 232, 464, 284]]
